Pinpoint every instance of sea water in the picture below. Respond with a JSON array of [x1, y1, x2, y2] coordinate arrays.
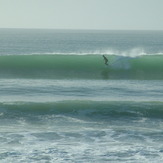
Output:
[[0, 29, 163, 163]]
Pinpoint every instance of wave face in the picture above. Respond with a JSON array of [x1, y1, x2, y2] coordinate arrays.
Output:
[[1, 101, 163, 119], [0, 54, 163, 79]]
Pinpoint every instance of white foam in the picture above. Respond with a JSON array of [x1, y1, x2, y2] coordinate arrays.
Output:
[[0, 47, 163, 57], [30, 48, 163, 57]]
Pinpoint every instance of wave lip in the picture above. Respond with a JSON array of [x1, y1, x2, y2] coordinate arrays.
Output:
[[1, 48, 163, 57]]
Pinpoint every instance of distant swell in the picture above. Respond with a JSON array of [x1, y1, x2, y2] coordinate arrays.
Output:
[[0, 54, 163, 79]]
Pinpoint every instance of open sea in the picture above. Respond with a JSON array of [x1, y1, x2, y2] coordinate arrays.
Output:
[[0, 29, 163, 163]]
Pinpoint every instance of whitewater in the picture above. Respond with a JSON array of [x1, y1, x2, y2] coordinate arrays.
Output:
[[0, 29, 163, 163]]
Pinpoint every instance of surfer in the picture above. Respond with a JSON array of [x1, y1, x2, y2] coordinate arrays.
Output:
[[102, 55, 109, 65]]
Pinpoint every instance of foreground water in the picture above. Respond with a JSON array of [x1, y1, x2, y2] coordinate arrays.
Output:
[[0, 29, 163, 162], [0, 79, 163, 162]]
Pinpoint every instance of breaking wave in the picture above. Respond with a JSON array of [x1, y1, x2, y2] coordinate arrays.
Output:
[[0, 54, 162, 79]]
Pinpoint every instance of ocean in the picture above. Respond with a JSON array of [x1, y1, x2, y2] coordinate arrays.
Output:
[[0, 29, 163, 163]]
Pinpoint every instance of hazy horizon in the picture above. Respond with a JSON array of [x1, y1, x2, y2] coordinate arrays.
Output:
[[1, 27, 163, 31], [0, 0, 163, 30]]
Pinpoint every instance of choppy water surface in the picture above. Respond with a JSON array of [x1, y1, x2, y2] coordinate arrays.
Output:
[[0, 29, 163, 162]]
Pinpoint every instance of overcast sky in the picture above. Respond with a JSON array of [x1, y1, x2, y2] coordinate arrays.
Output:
[[0, 0, 163, 30]]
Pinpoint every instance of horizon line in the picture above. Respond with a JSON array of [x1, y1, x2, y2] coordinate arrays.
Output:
[[0, 27, 163, 31]]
